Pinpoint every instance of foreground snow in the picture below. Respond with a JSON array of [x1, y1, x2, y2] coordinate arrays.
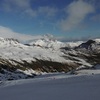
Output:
[[0, 70, 100, 100]]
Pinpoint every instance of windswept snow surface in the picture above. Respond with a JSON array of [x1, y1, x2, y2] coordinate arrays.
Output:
[[0, 70, 100, 100]]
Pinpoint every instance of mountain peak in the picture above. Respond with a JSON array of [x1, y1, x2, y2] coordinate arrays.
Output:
[[29, 34, 62, 49], [42, 34, 56, 41], [76, 39, 100, 50]]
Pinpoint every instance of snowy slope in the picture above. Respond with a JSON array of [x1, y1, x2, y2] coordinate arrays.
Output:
[[29, 34, 83, 49], [0, 71, 100, 100], [0, 36, 100, 80], [0, 36, 78, 80], [74, 64, 100, 75], [0, 37, 67, 63], [77, 39, 100, 50], [94, 38, 100, 43], [65, 41, 83, 48], [0, 36, 85, 67], [29, 34, 66, 50]]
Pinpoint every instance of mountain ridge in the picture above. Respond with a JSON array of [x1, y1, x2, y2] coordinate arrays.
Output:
[[0, 36, 100, 80]]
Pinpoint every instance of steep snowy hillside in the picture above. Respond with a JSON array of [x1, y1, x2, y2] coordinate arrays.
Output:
[[0, 36, 100, 80], [0, 36, 78, 80], [77, 39, 100, 50]]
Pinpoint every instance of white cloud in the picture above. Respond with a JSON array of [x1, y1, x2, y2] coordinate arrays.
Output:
[[2, 0, 37, 17], [0, 26, 42, 43], [60, 0, 95, 31], [1, 0, 57, 17], [2, 0, 30, 10]]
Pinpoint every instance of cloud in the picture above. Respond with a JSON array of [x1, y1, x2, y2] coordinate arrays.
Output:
[[38, 6, 58, 17], [0, 26, 42, 43], [1, 0, 57, 17], [60, 0, 95, 31], [1, 0, 37, 17], [2, 0, 30, 10], [91, 14, 100, 21]]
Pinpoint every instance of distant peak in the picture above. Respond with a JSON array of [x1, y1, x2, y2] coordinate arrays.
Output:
[[42, 34, 56, 42], [85, 40, 96, 45]]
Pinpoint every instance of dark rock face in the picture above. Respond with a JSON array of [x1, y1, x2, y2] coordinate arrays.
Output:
[[0, 59, 79, 80], [77, 40, 96, 49], [85, 40, 96, 45]]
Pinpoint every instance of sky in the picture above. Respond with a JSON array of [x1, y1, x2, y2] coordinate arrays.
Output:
[[0, 0, 100, 42]]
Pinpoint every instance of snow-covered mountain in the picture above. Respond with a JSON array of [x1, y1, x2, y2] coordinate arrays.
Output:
[[77, 39, 100, 50], [29, 34, 66, 50], [0, 35, 100, 80], [29, 34, 83, 49]]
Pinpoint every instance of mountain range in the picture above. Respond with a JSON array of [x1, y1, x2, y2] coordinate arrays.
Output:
[[0, 34, 100, 80]]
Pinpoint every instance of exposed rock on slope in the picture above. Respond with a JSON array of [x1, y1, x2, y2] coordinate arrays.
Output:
[[0, 36, 100, 80]]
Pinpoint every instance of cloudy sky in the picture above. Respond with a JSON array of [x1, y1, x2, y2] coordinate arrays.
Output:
[[0, 0, 100, 42]]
